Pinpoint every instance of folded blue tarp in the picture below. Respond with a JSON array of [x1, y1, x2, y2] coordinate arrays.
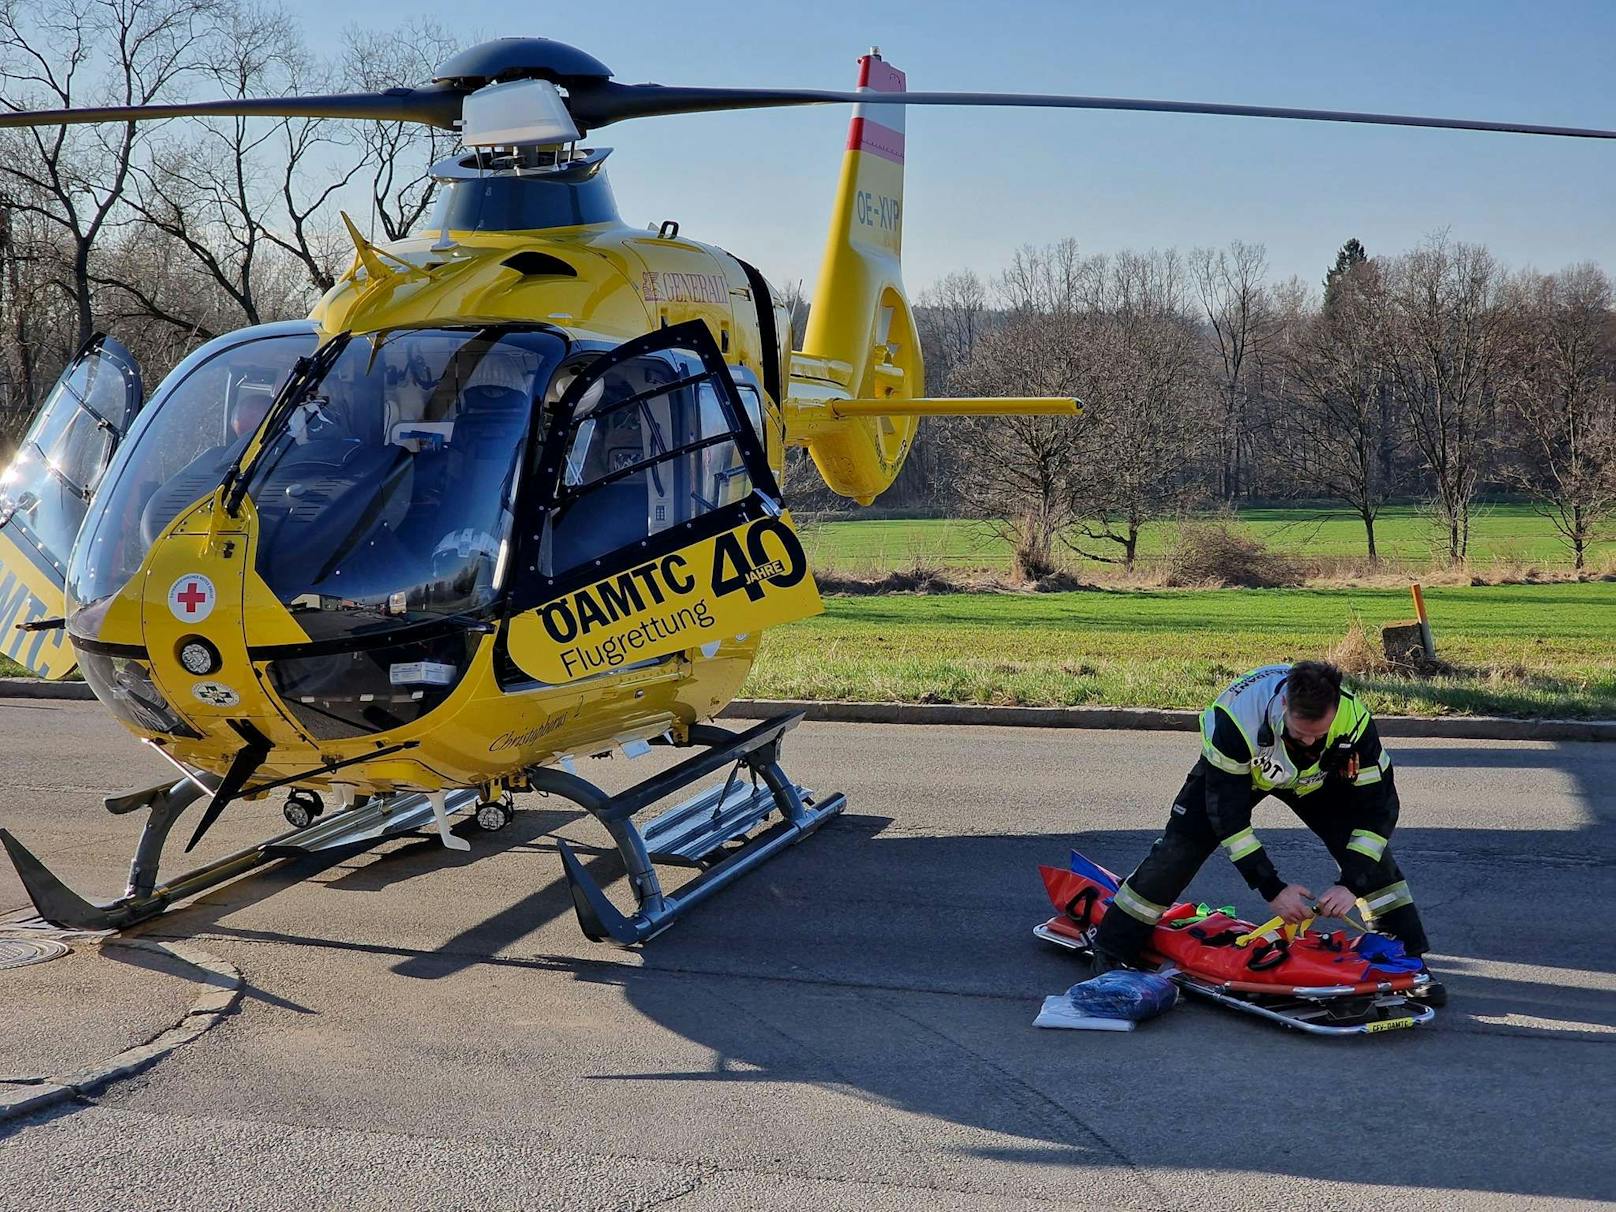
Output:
[[1035, 970, 1180, 1031]]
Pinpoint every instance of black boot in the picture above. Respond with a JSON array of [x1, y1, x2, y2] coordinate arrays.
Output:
[[1089, 949, 1135, 977], [1416, 967, 1448, 1007]]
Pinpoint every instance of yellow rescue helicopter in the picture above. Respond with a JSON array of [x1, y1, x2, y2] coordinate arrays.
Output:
[[0, 38, 1610, 942]]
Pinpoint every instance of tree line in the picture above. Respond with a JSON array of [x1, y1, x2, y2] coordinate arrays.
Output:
[[882, 234, 1616, 572], [3, 4, 1611, 574]]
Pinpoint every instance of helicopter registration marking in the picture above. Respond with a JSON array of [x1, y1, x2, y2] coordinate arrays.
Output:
[[508, 514, 823, 685], [855, 190, 901, 234]]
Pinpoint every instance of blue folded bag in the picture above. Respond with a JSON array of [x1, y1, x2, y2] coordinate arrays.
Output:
[[1355, 932, 1426, 975], [1035, 970, 1179, 1031], [1068, 970, 1180, 1019]]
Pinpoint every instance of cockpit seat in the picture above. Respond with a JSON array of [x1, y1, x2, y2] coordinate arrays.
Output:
[[404, 385, 529, 544], [549, 481, 649, 573], [454, 384, 530, 455]]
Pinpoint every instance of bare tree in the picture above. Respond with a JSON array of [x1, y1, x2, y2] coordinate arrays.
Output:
[[112, 2, 351, 328], [945, 244, 1204, 575], [1192, 240, 1272, 500], [999, 237, 1088, 318], [1063, 250, 1207, 569], [339, 19, 460, 242], [1379, 234, 1511, 563], [1503, 264, 1616, 569], [949, 312, 1085, 577], [0, 0, 214, 348], [1278, 259, 1394, 560], [771, 276, 808, 351], [915, 269, 987, 394], [0, 175, 79, 443]]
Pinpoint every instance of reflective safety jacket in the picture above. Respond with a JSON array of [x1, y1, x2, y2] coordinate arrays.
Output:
[[1199, 665, 1396, 901]]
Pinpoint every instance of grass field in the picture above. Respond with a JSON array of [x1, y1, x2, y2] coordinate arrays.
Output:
[[798, 504, 1616, 573], [6, 541, 1611, 719], [742, 582, 1616, 718]]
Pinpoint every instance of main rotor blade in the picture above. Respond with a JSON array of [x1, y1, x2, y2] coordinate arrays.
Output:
[[0, 86, 464, 131], [572, 81, 1616, 141]]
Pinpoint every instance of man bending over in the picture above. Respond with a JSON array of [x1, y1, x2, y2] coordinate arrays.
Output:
[[1090, 660, 1443, 1004]]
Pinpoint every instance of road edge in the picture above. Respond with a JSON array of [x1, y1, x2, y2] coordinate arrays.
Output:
[[0, 938, 242, 1123], [4, 678, 1611, 742], [719, 698, 1616, 742]]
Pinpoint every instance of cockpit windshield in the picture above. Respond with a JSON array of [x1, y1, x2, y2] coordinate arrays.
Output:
[[244, 327, 563, 641]]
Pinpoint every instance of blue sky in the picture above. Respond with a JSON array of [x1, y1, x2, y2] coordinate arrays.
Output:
[[288, 0, 1615, 298]]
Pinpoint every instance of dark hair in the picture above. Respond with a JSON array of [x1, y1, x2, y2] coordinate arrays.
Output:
[[1288, 660, 1343, 721]]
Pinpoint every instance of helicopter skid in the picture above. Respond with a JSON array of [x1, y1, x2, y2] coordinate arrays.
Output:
[[0, 784, 481, 933], [549, 712, 847, 945], [1, 715, 841, 944]]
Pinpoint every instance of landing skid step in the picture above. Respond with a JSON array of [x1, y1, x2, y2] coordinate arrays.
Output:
[[552, 712, 847, 945], [643, 779, 786, 867], [1032, 923, 1436, 1037]]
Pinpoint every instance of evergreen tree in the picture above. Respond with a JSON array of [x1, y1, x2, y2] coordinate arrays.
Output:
[[1324, 238, 1369, 309]]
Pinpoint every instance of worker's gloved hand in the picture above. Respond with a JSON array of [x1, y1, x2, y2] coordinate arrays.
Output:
[[1268, 883, 1314, 924], [1313, 884, 1357, 918]]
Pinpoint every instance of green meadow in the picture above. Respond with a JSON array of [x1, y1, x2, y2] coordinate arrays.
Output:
[[798, 504, 1616, 573], [742, 582, 1616, 718]]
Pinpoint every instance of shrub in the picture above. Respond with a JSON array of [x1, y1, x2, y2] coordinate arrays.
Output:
[[1163, 520, 1302, 588], [1327, 615, 1393, 677]]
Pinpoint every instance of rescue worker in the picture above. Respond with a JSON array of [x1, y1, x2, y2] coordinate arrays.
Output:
[[1090, 659, 1444, 1005]]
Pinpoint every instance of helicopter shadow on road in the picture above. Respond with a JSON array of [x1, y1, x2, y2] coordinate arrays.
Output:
[[142, 802, 591, 941], [562, 805, 1615, 1203], [315, 807, 584, 894], [141, 744, 1615, 1200]]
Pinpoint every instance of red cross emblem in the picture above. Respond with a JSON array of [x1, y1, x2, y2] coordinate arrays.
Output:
[[167, 574, 216, 622]]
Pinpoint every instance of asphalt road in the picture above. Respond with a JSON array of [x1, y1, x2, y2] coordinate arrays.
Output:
[[0, 700, 1612, 1211]]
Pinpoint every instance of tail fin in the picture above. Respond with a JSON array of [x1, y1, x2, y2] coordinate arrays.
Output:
[[794, 51, 923, 504], [829, 52, 908, 264], [785, 53, 1080, 504]]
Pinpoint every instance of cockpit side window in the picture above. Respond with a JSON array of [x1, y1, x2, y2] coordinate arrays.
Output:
[[66, 329, 314, 620], [542, 352, 757, 579]]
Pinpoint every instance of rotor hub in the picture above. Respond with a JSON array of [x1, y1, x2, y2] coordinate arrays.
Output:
[[433, 38, 612, 91]]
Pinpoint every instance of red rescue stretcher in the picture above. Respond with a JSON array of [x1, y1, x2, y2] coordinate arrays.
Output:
[[1035, 851, 1437, 1036]]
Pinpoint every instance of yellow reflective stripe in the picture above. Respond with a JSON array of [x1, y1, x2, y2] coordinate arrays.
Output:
[[1203, 743, 1250, 775], [1346, 829, 1388, 861], [1201, 706, 1252, 773], [1220, 827, 1262, 862], [1112, 882, 1168, 925], [1354, 766, 1384, 787], [1361, 880, 1413, 913]]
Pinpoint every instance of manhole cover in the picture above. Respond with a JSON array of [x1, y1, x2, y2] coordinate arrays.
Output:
[[0, 938, 69, 971]]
